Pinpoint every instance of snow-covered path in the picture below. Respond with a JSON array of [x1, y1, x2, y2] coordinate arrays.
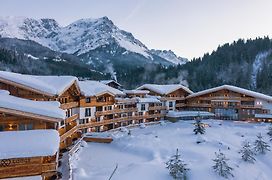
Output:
[[73, 120, 272, 180]]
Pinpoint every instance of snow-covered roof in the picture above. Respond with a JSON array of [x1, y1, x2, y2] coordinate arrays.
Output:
[[0, 71, 79, 96], [137, 84, 193, 95], [0, 130, 60, 159], [0, 90, 65, 120], [186, 85, 272, 102], [167, 111, 215, 118], [79, 80, 124, 97], [123, 90, 150, 94], [100, 80, 122, 86], [136, 97, 161, 103]]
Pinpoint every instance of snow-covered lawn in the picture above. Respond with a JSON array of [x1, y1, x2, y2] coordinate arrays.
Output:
[[72, 120, 272, 180]]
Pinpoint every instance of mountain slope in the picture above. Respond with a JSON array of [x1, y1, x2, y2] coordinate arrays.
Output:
[[0, 16, 186, 67]]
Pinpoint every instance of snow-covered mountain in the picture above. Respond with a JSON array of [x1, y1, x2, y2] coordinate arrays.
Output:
[[0, 16, 186, 66], [150, 49, 188, 65]]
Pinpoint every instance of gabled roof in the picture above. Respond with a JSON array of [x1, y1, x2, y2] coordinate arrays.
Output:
[[137, 84, 193, 95], [79, 80, 124, 97], [0, 90, 65, 121], [100, 80, 122, 87], [186, 85, 272, 101], [0, 130, 59, 159], [0, 71, 79, 97]]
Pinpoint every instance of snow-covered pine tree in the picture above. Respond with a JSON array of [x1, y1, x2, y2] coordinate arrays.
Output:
[[193, 119, 205, 135], [254, 133, 270, 154], [212, 150, 234, 179], [239, 140, 256, 163], [267, 124, 272, 141], [166, 148, 189, 180]]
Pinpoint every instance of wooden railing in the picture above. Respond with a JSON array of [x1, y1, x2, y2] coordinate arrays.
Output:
[[186, 103, 211, 107], [160, 97, 185, 101], [60, 125, 78, 142], [60, 102, 79, 109], [78, 114, 164, 129], [148, 106, 167, 111], [96, 108, 137, 116], [66, 114, 79, 123], [175, 103, 186, 108]]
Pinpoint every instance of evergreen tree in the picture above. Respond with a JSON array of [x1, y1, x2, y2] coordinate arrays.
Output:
[[166, 148, 189, 180], [267, 124, 272, 141], [212, 150, 234, 179], [193, 118, 205, 135], [239, 141, 256, 163], [254, 133, 271, 154]]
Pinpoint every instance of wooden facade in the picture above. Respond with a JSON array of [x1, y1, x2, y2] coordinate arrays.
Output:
[[0, 155, 58, 179], [185, 88, 270, 121]]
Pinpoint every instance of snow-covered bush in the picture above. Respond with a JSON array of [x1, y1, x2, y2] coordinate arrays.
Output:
[[212, 150, 234, 179], [166, 148, 189, 180], [254, 133, 270, 154], [193, 119, 205, 135], [140, 123, 146, 129], [267, 124, 272, 141], [239, 140, 255, 163]]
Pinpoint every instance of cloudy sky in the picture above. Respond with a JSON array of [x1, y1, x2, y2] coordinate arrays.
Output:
[[1, 0, 272, 59]]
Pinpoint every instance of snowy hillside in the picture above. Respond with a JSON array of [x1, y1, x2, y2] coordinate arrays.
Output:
[[150, 49, 188, 65], [72, 120, 272, 180], [0, 16, 187, 65]]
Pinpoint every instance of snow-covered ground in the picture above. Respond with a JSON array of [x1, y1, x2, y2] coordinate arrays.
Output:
[[72, 120, 272, 180]]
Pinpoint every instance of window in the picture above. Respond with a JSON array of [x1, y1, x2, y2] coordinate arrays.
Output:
[[108, 106, 112, 110], [169, 101, 173, 108], [19, 123, 33, 131], [85, 97, 91, 103], [0, 125, 4, 131], [60, 120, 65, 126], [85, 108, 91, 117], [141, 104, 146, 111]]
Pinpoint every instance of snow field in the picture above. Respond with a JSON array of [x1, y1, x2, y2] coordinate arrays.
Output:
[[73, 120, 272, 180]]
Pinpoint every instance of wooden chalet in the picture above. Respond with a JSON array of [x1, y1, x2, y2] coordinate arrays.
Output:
[[0, 71, 81, 149], [137, 84, 193, 111], [0, 91, 63, 179], [185, 85, 272, 121], [0, 130, 60, 179]]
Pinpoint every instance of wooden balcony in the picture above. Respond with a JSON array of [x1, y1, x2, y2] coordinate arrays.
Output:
[[60, 125, 78, 142], [66, 114, 79, 123], [60, 102, 79, 109], [148, 106, 167, 111], [58, 127, 66, 136], [78, 113, 164, 129], [160, 96, 185, 101], [175, 103, 186, 108], [115, 98, 137, 104], [240, 104, 262, 109], [187, 103, 211, 107], [96, 108, 137, 116]]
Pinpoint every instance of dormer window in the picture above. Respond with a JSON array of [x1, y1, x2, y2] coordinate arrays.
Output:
[[85, 97, 91, 103]]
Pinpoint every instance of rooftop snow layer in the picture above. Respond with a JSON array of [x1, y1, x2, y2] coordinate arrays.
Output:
[[137, 84, 193, 95], [123, 90, 150, 94], [0, 90, 65, 120], [79, 80, 124, 97], [100, 80, 121, 86], [0, 130, 60, 159], [0, 71, 78, 96], [187, 85, 272, 101]]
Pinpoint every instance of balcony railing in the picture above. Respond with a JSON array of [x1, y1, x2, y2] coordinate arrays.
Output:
[[95, 108, 137, 116], [66, 114, 79, 123], [60, 125, 78, 142], [160, 97, 185, 101], [148, 106, 167, 111], [175, 103, 186, 108], [60, 102, 79, 109]]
